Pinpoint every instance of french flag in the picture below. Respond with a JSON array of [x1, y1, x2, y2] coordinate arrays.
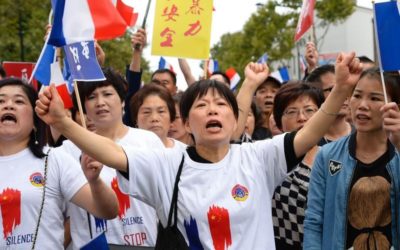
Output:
[[271, 67, 290, 83], [158, 57, 174, 72], [257, 53, 269, 64], [49, 0, 127, 47], [207, 59, 219, 75], [225, 67, 241, 90], [116, 0, 139, 27], [49, 62, 73, 109]]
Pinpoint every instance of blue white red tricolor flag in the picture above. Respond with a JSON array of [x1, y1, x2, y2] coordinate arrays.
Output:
[[49, 62, 73, 109], [225, 67, 241, 90], [257, 53, 269, 64], [271, 67, 290, 83], [207, 59, 219, 75], [49, 0, 127, 46], [373, 0, 400, 71], [63, 41, 105, 81], [158, 57, 174, 72]]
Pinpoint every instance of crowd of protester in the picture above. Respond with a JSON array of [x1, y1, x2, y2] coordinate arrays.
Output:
[[1, 25, 400, 250]]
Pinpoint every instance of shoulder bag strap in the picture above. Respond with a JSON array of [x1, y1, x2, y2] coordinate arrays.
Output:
[[167, 155, 185, 227], [31, 148, 51, 250]]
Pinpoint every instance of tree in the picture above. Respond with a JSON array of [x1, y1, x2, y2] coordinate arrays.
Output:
[[211, 0, 356, 78], [0, 0, 151, 81]]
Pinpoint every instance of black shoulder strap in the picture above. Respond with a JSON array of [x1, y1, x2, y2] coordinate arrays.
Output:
[[167, 155, 185, 227]]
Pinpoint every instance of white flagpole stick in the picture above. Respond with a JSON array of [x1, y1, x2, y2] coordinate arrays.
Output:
[[29, 10, 54, 85], [372, 0, 388, 104], [73, 81, 87, 129]]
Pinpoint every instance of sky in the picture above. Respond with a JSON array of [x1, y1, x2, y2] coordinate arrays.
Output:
[[132, 0, 374, 91]]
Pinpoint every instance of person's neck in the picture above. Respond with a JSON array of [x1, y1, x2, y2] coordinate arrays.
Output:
[[179, 134, 194, 146], [162, 137, 175, 148], [325, 115, 351, 141], [355, 130, 388, 163], [261, 111, 271, 128], [195, 143, 230, 163], [0, 138, 29, 156], [95, 122, 128, 141]]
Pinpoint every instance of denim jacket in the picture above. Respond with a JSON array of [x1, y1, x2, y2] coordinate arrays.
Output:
[[303, 133, 400, 249]]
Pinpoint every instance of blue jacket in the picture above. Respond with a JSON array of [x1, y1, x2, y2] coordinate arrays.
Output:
[[303, 133, 400, 249]]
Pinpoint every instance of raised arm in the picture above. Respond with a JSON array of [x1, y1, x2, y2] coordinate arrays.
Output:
[[36, 85, 128, 171], [72, 154, 119, 219], [294, 52, 363, 157], [305, 41, 319, 74], [178, 58, 197, 86], [232, 62, 269, 140]]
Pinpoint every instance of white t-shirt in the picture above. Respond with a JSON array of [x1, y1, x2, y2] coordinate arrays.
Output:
[[117, 133, 288, 250], [0, 147, 87, 249], [63, 128, 164, 249]]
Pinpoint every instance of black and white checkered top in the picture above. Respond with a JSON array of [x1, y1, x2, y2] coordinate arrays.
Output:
[[271, 162, 311, 249]]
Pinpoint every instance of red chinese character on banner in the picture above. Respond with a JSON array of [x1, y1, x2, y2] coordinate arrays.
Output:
[[162, 4, 179, 21], [160, 27, 176, 47], [186, 0, 204, 15], [184, 20, 202, 36]]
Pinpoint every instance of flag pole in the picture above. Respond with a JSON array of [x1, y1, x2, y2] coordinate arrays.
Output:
[[133, 0, 152, 49], [73, 81, 87, 129], [372, 0, 388, 104], [203, 59, 209, 79], [29, 10, 53, 85]]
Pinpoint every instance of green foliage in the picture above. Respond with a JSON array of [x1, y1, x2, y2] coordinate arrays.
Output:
[[211, 0, 356, 79]]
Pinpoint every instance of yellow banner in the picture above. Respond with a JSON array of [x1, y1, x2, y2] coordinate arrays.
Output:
[[151, 0, 213, 59]]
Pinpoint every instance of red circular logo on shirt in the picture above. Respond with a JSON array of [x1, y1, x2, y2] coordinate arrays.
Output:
[[231, 184, 249, 201]]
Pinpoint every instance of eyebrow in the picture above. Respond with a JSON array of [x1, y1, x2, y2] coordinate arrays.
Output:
[[0, 93, 28, 99], [353, 89, 385, 97]]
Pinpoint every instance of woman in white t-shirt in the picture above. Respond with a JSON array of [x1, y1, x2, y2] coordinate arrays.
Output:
[[130, 83, 187, 150], [0, 78, 118, 249], [36, 53, 362, 249], [64, 68, 164, 249]]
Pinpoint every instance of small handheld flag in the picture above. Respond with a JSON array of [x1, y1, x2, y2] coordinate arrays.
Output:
[[63, 41, 105, 82], [225, 67, 241, 90], [158, 57, 174, 72], [257, 53, 269, 64], [270, 67, 290, 83]]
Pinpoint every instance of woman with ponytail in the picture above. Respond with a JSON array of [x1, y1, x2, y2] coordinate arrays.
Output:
[[304, 69, 400, 249]]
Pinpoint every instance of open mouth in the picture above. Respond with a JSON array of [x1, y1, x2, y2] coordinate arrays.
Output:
[[206, 120, 222, 129], [356, 114, 370, 121], [264, 101, 273, 106], [1, 113, 17, 123]]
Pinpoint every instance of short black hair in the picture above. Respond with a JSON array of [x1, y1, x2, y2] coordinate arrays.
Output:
[[130, 83, 176, 127], [77, 67, 127, 113], [210, 71, 230, 84], [180, 80, 239, 123], [0, 78, 46, 158], [0, 64, 6, 78], [255, 76, 281, 93], [305, 64, 335, 89], [151, 69, 177, 85], [273, 81, 324, 130], [357, 56, 374, 64]]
